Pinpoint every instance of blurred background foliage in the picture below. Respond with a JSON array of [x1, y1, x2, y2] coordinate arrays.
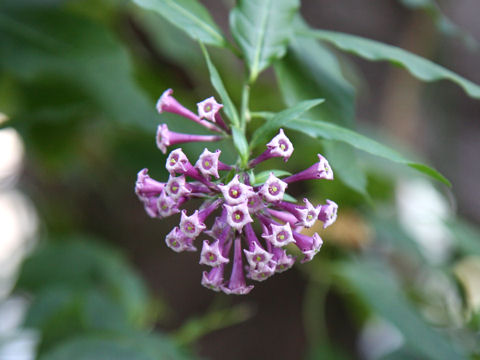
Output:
[[0, 0, 480, 359]]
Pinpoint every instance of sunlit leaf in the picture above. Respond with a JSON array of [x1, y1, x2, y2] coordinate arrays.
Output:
[[302, 29, 480, 99], [336, 258, 465, 360], [133, 0, 228, 48], [249, 99, 324, 149], [283, 118, 450, 186], [229, 0, 300, 82]]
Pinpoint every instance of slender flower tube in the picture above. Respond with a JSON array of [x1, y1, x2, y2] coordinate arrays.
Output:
[[293, 231, 323, 263], [318, 199, 338, 228], [156, 89, 221, 132], [135, 168, 165, 199], [221, 238, 254, 295], [156, 124, 223, 154], [197, 97, 230, 132], [249, 129, 294, 168], [243, 223, 273, 269], [283, 154, 334, 183]]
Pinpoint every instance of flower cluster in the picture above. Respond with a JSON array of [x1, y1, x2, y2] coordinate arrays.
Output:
[[135, 89, 338, 295]]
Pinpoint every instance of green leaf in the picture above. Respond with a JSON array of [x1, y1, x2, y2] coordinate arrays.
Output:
[[232, 126, 249, 166], [200, 43, 240, 126], [398, 0, 478, 50], [302, 29, 480, 99], [283, 118, 450, 186], [16, 236, 150, 327], [229, 0, 300, 82], [274, 23, 368, 196], [133, 0, 228, 48], [446, 219, 480, 256], [0, 8, 157, 130], [249, 99, 324, 149], [252, 169, 291, 186], [335, 258, 465, 360]]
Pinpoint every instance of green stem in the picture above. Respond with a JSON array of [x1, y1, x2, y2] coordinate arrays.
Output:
[[240, 82, 250, 132]]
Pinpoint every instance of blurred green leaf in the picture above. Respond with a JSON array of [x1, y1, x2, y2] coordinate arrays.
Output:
[[252, 169, 291, 186], [446, 219, 480, 256], [249, 99, 324, 149], [40, 333, 195, 360], [200, 43, 240, 126], [335, 258, 465, 360], [398, 0, 478, 50], [229, 0, 300, 82], [302, 29, 480, 99], [283, 118, 450, 186], [231, 126, 249, 166], [0, 7, 157, 129], [274, 25, 368, 196], [16, 236, 150, 328], [132, 0, 228, 49]]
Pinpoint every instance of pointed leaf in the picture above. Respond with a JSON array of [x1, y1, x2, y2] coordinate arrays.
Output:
[[303, 29, 480, 99], [133, 0, 228, 48], [229, 0, 300, 82], [249, 99, 324, 149], [336, 259, 465, 360], [283, 118, 450, 186], [200, 43, 240, 126]]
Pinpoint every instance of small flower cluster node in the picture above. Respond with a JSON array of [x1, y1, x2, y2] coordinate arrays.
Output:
[[136, 89, 338, 295]]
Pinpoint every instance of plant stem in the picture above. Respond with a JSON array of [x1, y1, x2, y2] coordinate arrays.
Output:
[[240, 82, 250, 132]]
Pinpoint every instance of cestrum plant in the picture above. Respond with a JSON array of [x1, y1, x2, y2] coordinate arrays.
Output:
[[135, 88, 338, 295]]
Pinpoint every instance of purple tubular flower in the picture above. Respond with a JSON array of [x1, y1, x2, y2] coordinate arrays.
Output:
[[218, 175, 255, 205], [243, 223, 273, 269], [179, 210, 206, 239], [283, 154, 334, 184], [293, 231, 323, 263], [165, 227, 196, 252], [195, 149, 231, 179], [259, 173, 288, 203], [247, 261, 276, 281], [200, 239, 230, 267], [318, 199, 338, 228], [143, 196, 160, 218], [156, 124, 223, 154], [267, 129, 294, 161], [197, 97, 230, 132], [157, 191, 181, 218], [156, 89, 221, 132], [165, 175, 191, 200], [137, 89, 338, 294], [266, 209, 298, 226], [224, 202, 253, 232], [202, 264, 226, 291], [272, 247, 295, 273], [296, 198, 321, 228], [262, 222, 295, 247], [221, 238, 254, 295], [248, 129, 294, 168], [135, 168, 165, 199]]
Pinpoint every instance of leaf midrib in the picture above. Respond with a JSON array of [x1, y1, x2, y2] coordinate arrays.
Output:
[[165, 0, 224, 44], [250, 0, 272, 80]]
